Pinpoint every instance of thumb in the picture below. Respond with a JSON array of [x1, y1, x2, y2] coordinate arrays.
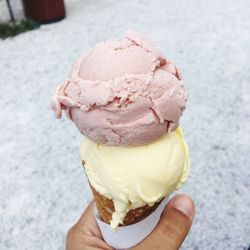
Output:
[[131, 194, 195, 250]]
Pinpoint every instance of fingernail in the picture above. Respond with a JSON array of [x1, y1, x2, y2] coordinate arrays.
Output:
[[173, 195, 195, 219]]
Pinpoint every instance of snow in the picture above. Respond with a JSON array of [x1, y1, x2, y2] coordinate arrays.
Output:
[[0, 0, 24, 23]]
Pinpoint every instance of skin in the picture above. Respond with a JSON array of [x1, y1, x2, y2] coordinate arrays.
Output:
[[66, 194, 195, 250]]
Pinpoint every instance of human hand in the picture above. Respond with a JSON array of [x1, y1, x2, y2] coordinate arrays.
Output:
[[66, 194, 195, 250]]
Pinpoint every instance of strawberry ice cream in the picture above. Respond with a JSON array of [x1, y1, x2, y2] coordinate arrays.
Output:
[[51, 30, 188, 145]]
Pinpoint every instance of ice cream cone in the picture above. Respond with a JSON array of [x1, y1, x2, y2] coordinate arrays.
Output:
[[52, 30, 190, 232], [82, 160, 163, 226], [89, 182, 162, 226]]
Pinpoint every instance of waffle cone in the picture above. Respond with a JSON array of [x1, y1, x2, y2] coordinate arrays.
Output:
[[90, 185, 162, 226]]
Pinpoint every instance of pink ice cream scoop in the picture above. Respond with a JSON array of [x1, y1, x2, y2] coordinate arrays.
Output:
[[51, 30, 188, 145]]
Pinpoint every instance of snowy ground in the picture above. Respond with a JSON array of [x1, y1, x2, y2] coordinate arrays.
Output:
[[0, 0, 24, 23], [0, 0, 250, 249]]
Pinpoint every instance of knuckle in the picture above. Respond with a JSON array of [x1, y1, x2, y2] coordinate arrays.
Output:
[[159, 208, 190, 237], [67, 224, 92, 241], [160, 219, 182, 236], [67, 224, 81, 240], [67, 226, 76, 240], [66, 224, 90, 249], [79, 225, 92, 235]]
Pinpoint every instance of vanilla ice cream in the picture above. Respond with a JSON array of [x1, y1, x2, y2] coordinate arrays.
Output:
[[80, 127, 189, 229]]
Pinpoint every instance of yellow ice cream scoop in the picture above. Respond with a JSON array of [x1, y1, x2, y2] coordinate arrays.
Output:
[[80, 127, 190, 229]]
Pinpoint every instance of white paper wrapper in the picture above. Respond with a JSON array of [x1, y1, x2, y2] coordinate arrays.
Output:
[[94, 196, 169, 250]]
